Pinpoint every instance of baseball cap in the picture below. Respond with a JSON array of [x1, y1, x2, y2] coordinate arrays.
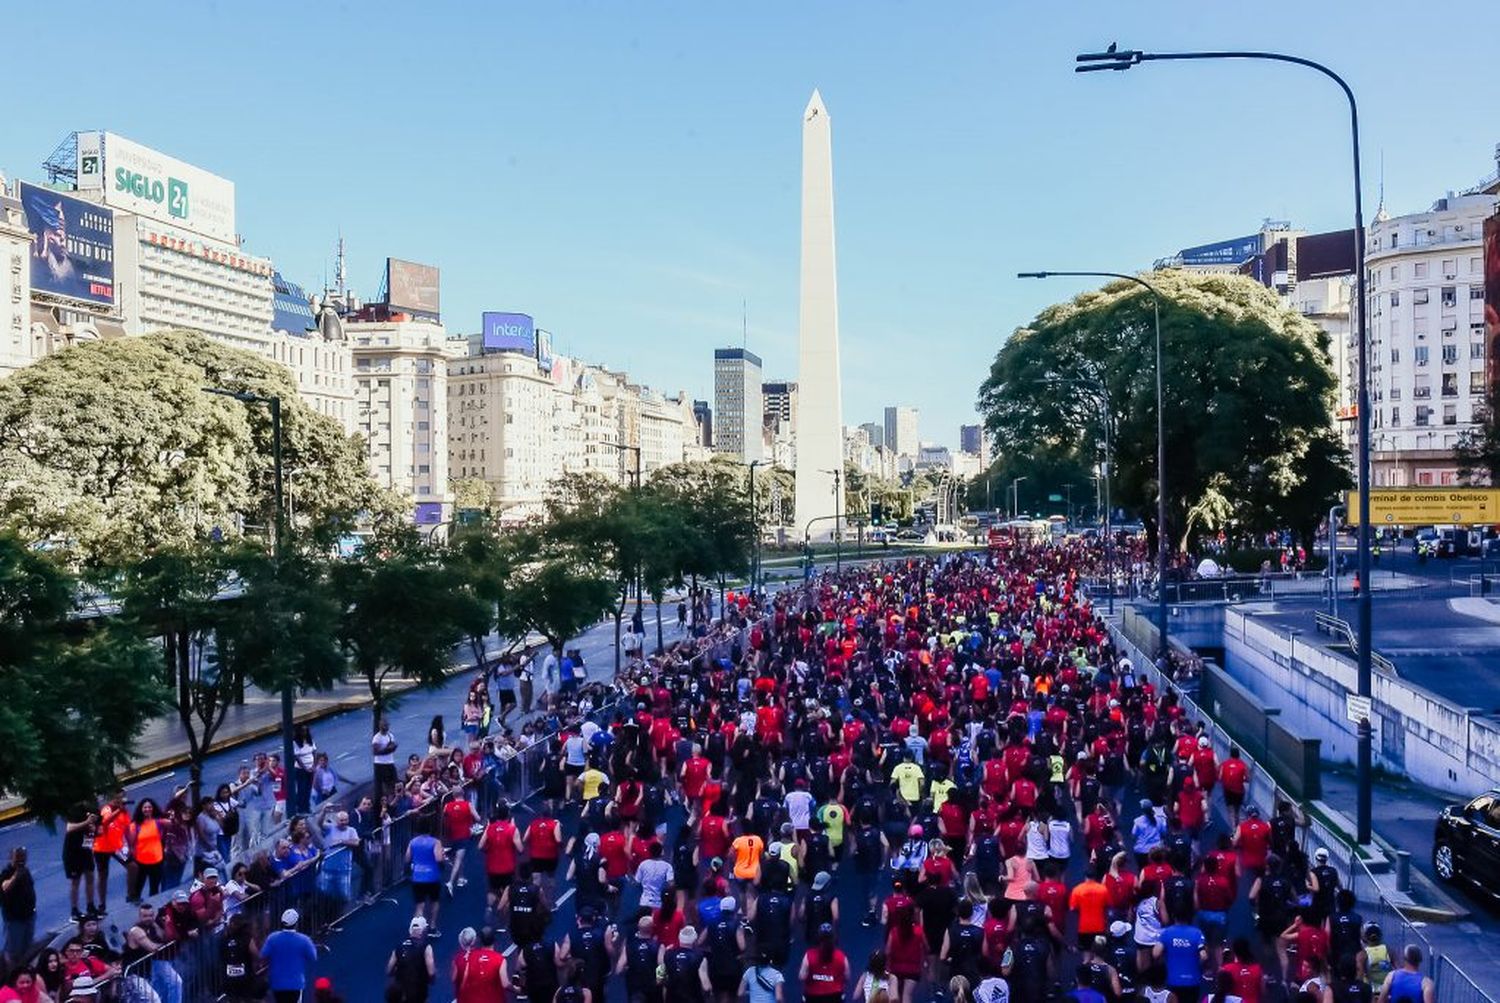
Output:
[[678, 926, 697, 946], [1198, 736, 1210, 748], [1139, 799, 1152, 810], [719, 896, 737, 913], [813, 871, 832, 890], [410, 916, 429, 935], [202, 867, 220, 880], [1314, 847, 1330, 862], [1109, 920, 1132, 938], [281, 908, 299, 927], [909, 824, 923, 837], [1246, 805, 1261, 817]]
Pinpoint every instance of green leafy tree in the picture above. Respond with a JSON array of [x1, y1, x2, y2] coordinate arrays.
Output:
[[496, 528, 616, 673], [0, 533, 168, 819], [651, 461, 753, 618], [1455, 381, 1500, 485], [110, 541, 249, 800], [0, 330, 398, 564], [977, 270, 1351, 550], [333, 546, 487, 726]]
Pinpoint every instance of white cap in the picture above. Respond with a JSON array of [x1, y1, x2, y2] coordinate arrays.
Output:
[[410, 916, 429, 935], [280, 909, 299, 927], [1198, 736, 1210, 748]]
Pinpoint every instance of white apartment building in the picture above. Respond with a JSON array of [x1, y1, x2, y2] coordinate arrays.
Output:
[[269, 331, 354, 434], [0, 188, 31, 377], [1364, 191, 1497, 486], [884, 405, 919, 458], [713, 347, 762, 462], [348, 319, 450, 517], [449, 349, 555, 515], [115, 217, 275, 352]]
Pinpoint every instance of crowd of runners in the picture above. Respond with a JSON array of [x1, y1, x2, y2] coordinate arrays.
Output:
[[0, 542, 1442, 1003], [381, 544, 1432, 1003]]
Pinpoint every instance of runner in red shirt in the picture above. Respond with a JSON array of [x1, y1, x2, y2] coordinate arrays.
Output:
[[478, 802, 521, 917], [453, 926, 510, 1003], [1233, 806, 1272, 873], [523, 812, 562, 896], [443, 793, 481, 893], [1219, 747, 1250, 827]]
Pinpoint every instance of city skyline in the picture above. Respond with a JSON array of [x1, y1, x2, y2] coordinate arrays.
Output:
[[2, 2, 1497, 443]]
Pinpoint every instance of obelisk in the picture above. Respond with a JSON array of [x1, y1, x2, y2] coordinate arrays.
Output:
[[794, 89, 844, 542]]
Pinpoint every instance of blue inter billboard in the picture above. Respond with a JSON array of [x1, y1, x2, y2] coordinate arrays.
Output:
[[20, 182, 115, 305], [1177, 234, 1262, 267], [481, 311, 535, 354]]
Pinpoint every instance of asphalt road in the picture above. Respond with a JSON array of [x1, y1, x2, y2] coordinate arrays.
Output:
[[314, 772, 1266, 1003]]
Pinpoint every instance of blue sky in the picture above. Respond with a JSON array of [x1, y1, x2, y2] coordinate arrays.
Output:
[[6, 2, 1497, 447]]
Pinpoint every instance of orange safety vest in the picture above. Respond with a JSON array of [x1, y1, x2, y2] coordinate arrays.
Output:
[[131, 819, 164, 866]]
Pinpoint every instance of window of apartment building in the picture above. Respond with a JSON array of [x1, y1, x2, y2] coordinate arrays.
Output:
[[417, 421, 429, 431], [1441, 258, 1456, 275], [1441, 286, 1457, 308], [1443, 404, 1458, 426], [1390, 407, 1400, 426], [1414, 346, 1429, 366], [1414, 261, 1428, 279], [1442, 372, 1459, 396], [1471, 285, 1485, 301], [418, 464, 430, 474], [1390, 348, 1399, 363], [1415, 405, 1431, 426], [1473, 342, 1487, 360], [1390, 387, 1401, 400], [1412, 288, 1429, 305], [1442, 345, 1458, 365], [1414, 381, 1431, 400], [1472, 371, 1487, 394], [1389, 291, 1400, 307], [1389, 265, 1399, 280]]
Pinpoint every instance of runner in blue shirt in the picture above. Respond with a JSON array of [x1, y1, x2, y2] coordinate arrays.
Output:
[[260, 909, 317, 1003], [1154, 920, 1207, 1003]]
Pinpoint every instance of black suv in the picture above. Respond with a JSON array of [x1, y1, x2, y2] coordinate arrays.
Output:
[[1433, 790, 1500, 893]]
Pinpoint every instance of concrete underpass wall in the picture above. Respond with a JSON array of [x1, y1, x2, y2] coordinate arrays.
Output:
[[1221, 606, 1500, 797]]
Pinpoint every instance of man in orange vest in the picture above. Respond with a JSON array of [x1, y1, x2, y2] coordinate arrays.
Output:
[[90, 790, 129, 916]]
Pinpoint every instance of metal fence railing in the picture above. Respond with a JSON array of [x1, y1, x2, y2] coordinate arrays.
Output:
[[1109, 618, 1493, 1003]]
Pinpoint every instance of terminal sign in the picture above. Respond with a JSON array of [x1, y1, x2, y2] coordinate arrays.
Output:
[[1345, 487, 1500, 526]]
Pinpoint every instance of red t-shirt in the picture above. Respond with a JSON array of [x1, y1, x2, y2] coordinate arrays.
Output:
[[525, 819, 560, 861], [700, 815, 730, 860], [1220, 758, 1249, 794], [802, 948, 849, 996], [1236, 819, 1271, 869], [454, 946, 508, 1003], [444, 799, 476, 843], [599, 830, 630, 879], [1224, 961, 1263, 1003], [482, 820, 517, 875]]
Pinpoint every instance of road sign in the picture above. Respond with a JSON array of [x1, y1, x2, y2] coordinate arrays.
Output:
[[1346, 693, 1372, 723], [1345, 487, 1500, 526], [1048, 493, 1063, 502]]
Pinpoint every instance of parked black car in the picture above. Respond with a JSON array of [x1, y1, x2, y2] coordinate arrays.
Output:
[[1433, 790, 1500, 893]]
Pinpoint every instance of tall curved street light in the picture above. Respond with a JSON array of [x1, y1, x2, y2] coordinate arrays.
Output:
[[1074, 45, 1374, 845], [1018, 270, 1167, 667]]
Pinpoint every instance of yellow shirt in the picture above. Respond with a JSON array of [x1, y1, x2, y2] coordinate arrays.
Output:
[[891, 762, 925, 804], [580, 768, 608, 801], [818, 803, 847, 847], [929, 778, 956, 812]]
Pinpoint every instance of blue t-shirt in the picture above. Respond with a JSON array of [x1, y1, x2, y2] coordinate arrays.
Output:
[[1160, 923, 1205, 988], [261, 930, 317, 991], [410, 834, 441, 884]]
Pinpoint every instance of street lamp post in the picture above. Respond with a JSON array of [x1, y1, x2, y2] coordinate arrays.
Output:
[[203, 387, 292, 780], [1019, 269, 1167, 666], [1074, 44, 1374, 843], [748, 460, 763, 596], [605, 440, 644, 623], [819, 468, 843, 572], [1011, 476, 1027, 520]]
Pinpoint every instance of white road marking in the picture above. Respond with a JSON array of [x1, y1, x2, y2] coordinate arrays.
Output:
[[555, 888, 576, 905]]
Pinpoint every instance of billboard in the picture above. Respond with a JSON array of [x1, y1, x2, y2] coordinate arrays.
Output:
[[271, 272, 316, 334], [1178, 234, 1262, 267], [77, 131, 236, 244], [481, 311, 535, 353], [536, 328, 554, 373], [1345, 487, 1500, 526], [19, 182, 115, 305], [386, 258, 440, 318]]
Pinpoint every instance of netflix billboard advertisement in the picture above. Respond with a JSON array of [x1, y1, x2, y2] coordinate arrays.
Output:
[[1486, 213, 1500, 397]]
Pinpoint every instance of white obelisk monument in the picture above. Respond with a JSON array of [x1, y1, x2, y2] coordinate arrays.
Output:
[[794, 90, 844, 541]]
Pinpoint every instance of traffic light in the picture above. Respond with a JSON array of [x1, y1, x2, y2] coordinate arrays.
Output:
[[870, 501, 884, 524]]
